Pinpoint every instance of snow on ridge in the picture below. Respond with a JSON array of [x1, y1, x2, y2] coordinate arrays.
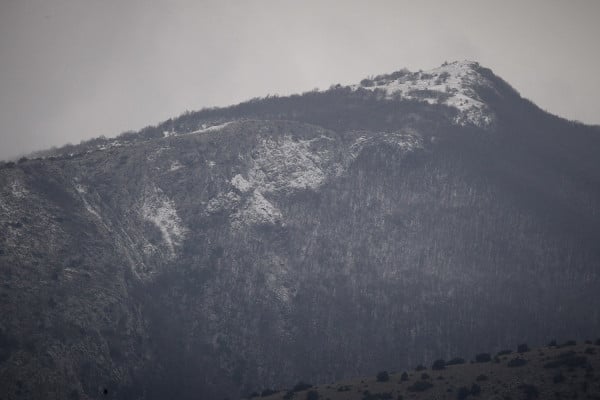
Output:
[[141, 185, 187, 257], [351, 60, 494, 127], [190, 122, 233, 135]]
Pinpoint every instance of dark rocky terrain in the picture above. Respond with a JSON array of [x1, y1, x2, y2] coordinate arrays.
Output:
[[1, 61, 600, 399], [257, 341, 600, 400]]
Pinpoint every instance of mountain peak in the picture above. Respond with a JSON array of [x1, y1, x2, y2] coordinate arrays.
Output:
[[352, 60, 494, 127]]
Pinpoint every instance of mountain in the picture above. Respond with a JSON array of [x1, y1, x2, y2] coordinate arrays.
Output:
[[1, 61, 600, 400], [257, 340, 600, 400]]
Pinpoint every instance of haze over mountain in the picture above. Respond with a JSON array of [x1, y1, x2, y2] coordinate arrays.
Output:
[[1, 61, 600, 399], [2, 0, 600, 161]]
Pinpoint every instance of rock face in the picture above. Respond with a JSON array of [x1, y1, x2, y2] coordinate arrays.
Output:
[[1, 62, 600, 399]]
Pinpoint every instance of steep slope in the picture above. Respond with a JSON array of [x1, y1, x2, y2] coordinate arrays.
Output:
[[1, 61, 600, 399]]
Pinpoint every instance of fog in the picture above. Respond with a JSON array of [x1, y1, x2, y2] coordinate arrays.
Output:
[[1, 0, 599, 160]]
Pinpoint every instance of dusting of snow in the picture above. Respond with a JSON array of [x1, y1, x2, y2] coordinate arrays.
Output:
[[207, 129, 424, 230], [10, 180, 29, 198], [74, 184, 102, 219], [247, 136, 330, 192], [169, 161, 183, 171], [231, 174, 252, 193], [141, 185, 187, 257], [206, 135, 333, 228], [97, 141, 125, 151], [350, 131, 424, 159], [190, 122, 233, 134], [207, 161, 216, 168], [351, 60, 493, 127], [206, 191, 241, 214], [230, 190, 282, 228]]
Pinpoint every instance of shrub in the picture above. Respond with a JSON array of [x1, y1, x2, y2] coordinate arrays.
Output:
[[446, 357, 465, 365], [337, 385, 351, 392], [548, 340, 557, 347], [475, 353, 491, 363], [292, 382, 313, 392], [248, 391, 259, 398], [476, 374, 488, 381], [420, 373, 430, 380], [407, 381, 433, 392], [544, 353, 588, 369], [360, 78, 375, 87], [261, 389, 277, 396], [361, 391, 393, 400], [376, 371, 389, 382], [507, 358, 527, 367], [497, 349, 512, 356], [415, 365, 426, 371], [431, 359, 446, 370], [400, 372, 409, 381], [560, 340, 576, 347], [470, 384, 481, 396], [517, 344, 530, 353]]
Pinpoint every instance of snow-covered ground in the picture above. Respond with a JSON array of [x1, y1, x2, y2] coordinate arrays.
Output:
[[351, 60, 494, 127]]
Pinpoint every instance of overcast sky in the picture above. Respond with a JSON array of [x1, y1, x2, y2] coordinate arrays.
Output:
[[1, 0, 599, 160]]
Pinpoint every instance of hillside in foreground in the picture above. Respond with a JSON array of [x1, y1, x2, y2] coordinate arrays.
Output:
[[255, 341, 600, 400]]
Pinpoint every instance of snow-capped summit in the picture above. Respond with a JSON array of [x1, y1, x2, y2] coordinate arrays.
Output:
[[352, 60, 494, 127]]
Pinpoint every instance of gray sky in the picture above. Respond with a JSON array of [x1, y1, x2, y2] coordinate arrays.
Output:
[[1, 0, 599, 160]]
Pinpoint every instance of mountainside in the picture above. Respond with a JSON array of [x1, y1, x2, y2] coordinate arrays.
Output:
[[1, 61, 600, 400]]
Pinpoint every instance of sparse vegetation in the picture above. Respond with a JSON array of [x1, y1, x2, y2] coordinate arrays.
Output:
[[407, 381, 433, 392], [507, 357, 527, 367]]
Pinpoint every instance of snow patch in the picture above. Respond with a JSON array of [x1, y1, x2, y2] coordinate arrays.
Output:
[[350, 131, 424, 158], [169, 161, 183, 171], [141, 185, 187, 257], [217, 135, 334, 228], [10, 180, 29, 198], [352, 60, 493, 127], [231, 174, 252, 193], [74, 184, 102, 219], [247, 136, 330, 193], [231, 191, 282, 228], [191, 122, 233, 134]]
